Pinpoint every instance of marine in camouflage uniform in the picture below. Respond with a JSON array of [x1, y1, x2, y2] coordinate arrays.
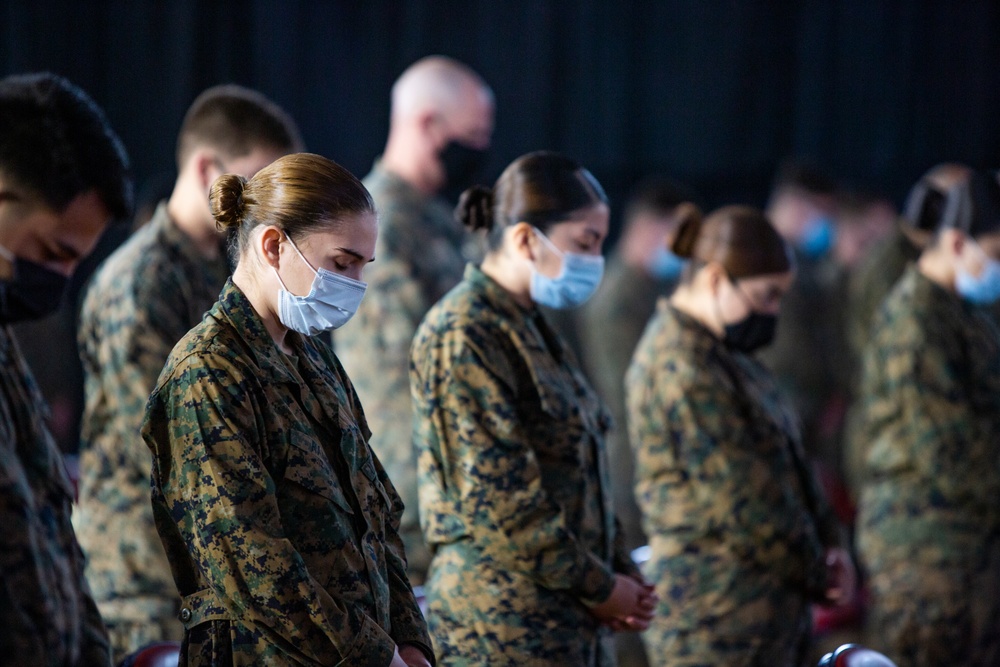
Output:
[[336, 160, 474, 585], [578, 254, 678, 553], [74, 203, 228, 657], [853, 266, 1000, 667], [626, 302, 841, 666], [410, 264, 639, 666], [141, 279, 431, 666], [0, 325, 111, 666]]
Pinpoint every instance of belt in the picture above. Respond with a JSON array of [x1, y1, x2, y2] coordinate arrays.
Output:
[[178, 588, 231, 629]]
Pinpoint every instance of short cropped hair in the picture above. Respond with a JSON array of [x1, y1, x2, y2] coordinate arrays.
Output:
[[0, 72, 133, 218], [176, 84, 303, 168]]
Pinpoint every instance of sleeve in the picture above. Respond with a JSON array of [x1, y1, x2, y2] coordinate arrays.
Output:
[[862, 320, 995, 508], [73, 521, 114, 665], [79, 272, 197, 476], [143, 354, 397, 667], [630, 370, 826, 588], [610, 515, 642, 578], [371, 452, 434, 663], [412, 333, 617, 606]]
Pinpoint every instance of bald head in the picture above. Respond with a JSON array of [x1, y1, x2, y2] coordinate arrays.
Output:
[[391, 56, 492, 122], [381, 56, 495, 196]]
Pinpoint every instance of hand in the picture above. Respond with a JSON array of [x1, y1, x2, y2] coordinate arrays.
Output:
[[398, 644, 433, 667], [389, 647, 408, 667], [823, 547, 857, 607], [590, 573, 657, 631]]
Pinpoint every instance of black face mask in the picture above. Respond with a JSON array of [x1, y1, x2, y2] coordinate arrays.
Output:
[[0, 254, 69, 324], [438, 140, 489, 202], [723, 312, 778, 353]]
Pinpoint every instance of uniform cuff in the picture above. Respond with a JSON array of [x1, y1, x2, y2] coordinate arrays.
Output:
[[343, 615, 397, 667]]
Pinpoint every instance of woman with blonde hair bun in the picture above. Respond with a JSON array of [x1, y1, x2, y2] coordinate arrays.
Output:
[[142, 153, 432, 667]]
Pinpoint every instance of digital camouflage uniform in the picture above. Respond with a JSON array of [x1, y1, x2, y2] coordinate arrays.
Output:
[[141, 279, 432, 666], [626, 302, 840, 667], [410, 264, 639, 667], [0, 325, 111, 666], [853, 266, 1000, 667], [335, 161, 474, 585], [74, 203, 228, 659], [578, 256, 678, 553]]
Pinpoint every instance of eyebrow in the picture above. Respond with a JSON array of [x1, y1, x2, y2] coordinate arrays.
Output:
[[337, 246, 375, 263]]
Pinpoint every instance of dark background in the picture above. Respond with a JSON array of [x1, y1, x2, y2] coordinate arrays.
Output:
[[4, 0, 1000, 450], [5, 0, 1000, 210]]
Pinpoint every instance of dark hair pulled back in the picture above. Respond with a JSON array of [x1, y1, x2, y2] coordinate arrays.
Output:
[[672, 205, 792, 280], [455, 150, 609, 250]]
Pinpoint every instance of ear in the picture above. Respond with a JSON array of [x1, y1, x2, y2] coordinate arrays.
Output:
[[192, 149, 218, 191], [258, 226, 284, 269], [508, 222, 537, 261], [417, 110, 445, 150], [941, 228, 966, 258], [701, 261, 726, 296]]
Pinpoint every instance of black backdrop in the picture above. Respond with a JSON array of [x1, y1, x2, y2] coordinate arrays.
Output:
[[4, 0, 1000, 450], [5, 0, 1000, 210]]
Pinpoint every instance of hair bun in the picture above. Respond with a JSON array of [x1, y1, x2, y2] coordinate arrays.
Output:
[[210, 173, 248, 230], [670, 203, 704, 258], [455, 185, 495, 232]]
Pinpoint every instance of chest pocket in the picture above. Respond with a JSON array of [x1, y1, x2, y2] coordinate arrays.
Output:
[[283, 430, 354, 516]]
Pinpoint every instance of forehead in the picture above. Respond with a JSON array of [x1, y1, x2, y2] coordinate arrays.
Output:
[[739, 270, 796, 292], [552, 203, 610, 236], [298, 210, 378, 255]]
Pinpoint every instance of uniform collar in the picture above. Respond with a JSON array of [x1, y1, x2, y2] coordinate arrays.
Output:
[[215, 278, 301, 385], [152, 202, 229, 276]]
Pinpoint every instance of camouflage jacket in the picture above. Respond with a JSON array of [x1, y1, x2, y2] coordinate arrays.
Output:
[[577, 255, 677, 551], [410, 264, 637, 665], [855, 266, 1000, 570], [626, 303, 839, 632], [334, 162, 472, 579], [0, 325, 110, 666], [75, 203, 228, 615], [141, 279, 431, 666]]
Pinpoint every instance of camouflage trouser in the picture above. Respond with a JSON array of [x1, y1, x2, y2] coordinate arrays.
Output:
[[864, 560, 1000, 667], [99, 596, 183, 665]]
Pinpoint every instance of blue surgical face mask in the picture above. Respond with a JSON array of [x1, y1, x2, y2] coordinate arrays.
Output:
[[646, 246, 687, 281], [799, 215, 836, 258], [529, 227, 604, 309], [956, 255, 1000, 305], [272, 236, 367, 335]]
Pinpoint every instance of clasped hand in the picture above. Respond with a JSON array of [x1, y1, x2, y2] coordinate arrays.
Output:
[[589, 572, 658, 632]]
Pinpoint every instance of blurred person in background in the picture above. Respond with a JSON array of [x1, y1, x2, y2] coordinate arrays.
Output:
[[0, 71, 132, 666], [73, 84, 301, 662], [577, 179, 701, 667], [578, 177, 701, 553], [854, 171, 1000, 667], [411, 151, 655, 665], [842, 163, 973, 496], [758, 161, 844, 469], [336, 55, 495, 586], [143, 153, 432, 666], [626, 206, 852, 666]]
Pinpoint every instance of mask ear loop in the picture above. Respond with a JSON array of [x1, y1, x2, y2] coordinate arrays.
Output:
[[272, 233, 317, 294]]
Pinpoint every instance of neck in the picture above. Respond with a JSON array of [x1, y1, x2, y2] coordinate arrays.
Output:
[[480, 252, 533, 309], [670, 284, 724, 337], [232, 263, 293, 355], [917, 250, 956, 293], [380, 132, 439, 196], [166, 178, 223, 260]]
